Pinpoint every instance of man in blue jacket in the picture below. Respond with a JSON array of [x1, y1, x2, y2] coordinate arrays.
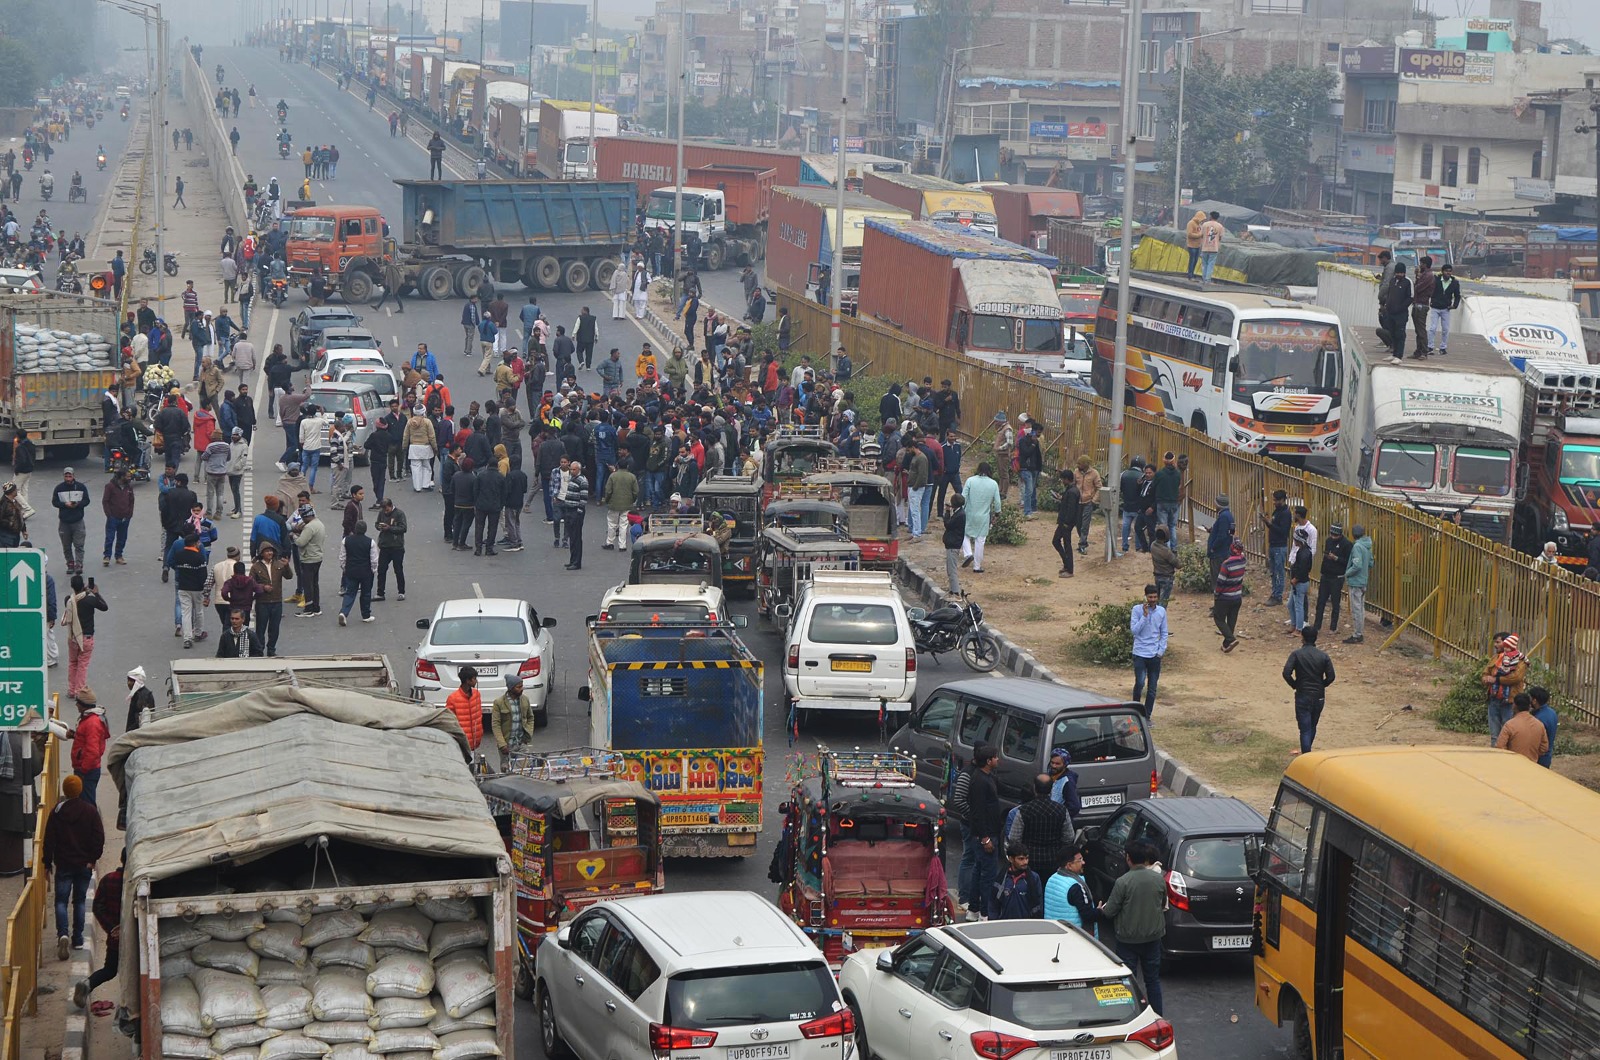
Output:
[[460, 295, 480, 358], [1206, 493, 1236, 588]]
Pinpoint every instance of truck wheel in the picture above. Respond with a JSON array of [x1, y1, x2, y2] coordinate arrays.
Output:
[[705, 241, 726, 271], [591, 258, 617, 291], [419, 265, 454, 301], [342, 270, 374, 304], [561, 259, 590, 293], [530, 255, 562, 289], [455, 264, 486, 299]]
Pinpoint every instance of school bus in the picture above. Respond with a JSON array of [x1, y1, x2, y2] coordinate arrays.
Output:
[[1253, 746, 1600, 1059]]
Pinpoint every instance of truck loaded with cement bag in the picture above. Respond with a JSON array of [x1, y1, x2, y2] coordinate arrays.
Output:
[[104, 685, 515, 1060]]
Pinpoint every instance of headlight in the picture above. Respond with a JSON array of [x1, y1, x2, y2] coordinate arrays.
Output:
[[1553, 508, 1570, 530]]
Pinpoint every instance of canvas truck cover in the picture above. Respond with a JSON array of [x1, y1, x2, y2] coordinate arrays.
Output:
[[1133, 226, 1332, 287]]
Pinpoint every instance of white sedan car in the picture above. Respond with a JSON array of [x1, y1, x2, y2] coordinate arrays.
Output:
[[839, 920, 1176, 1060], [411, 598, 556, 726]]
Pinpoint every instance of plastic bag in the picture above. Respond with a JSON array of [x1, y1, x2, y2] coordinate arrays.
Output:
[[162, 1032, 218, 1059], [427, 920, 488, 962], [159, 977, 206, 1038], [359, 908, 431, 953], [326, 1046, 370, 1060], [211, 1023, 280, 1052], [248, 923, 309, 966], [193, 969, 268, 1031], [260, 985, 314, 1031], [311, 938, 375, 971], [311, 971, 374, 1023], [216, 1049, 262, 1060], [438, 1029, 501, 1060], [257, 961, 315, 987], [368, 1028, 441, 1055], [161, 921, 212, 957], [196, 913, 267, 942], [427, 1002, 495, 1036], [367, 952, 435, 1000], [191, 942, 261, 980], [434, 955, 494, 1019], [162, 951, 200, 981], [371, 996, 438, 1031], [302, 1022, 375, 1045], [302, 911, 366, 949], [257, 1034, 333, 1060], [265, 907, 312, 926], [417, 898, 476, 923]]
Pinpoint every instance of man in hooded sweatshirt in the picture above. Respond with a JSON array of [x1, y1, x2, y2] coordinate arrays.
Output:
[[1343, 525, 1373, 644], [1184, 210, 1206, 278]]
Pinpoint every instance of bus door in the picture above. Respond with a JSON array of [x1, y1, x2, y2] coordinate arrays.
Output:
[[1314, 843, 1355, 1060]]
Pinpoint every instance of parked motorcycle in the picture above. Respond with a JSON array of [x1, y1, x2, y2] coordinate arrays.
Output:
[[139, 247, 180, 276], [907, 592, 1001, 672]]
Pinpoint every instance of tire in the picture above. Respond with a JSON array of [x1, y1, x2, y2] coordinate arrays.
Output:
[[705, 241, 726, 271], [164, 260, 179, 277], [1189, 412, 1208, 435], [138, 259, 156, 275], [959, 632, 1001, 672], [455, 264, 486, 298], [591, 258, 617, 291], [534, 707, 548, 730], [1284, 992, 1313, 1060], [561, 259, 590, 293], [513, 958, 534, 1001], [342, 270, 373, 304], [531, 255, 561, 289], [538, 983, 573, 1059], [419, 265, 454, 300], [847, 1000, 871, 1060]]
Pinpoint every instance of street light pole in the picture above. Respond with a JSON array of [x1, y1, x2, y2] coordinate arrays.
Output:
[[672, 0, 686, 287], [1105, 0, 1142, 563], [828, 0, 850, 357], [522, 0, 536, 175], [587, 0, 599, 178], [1171, 27, 1241, 219]]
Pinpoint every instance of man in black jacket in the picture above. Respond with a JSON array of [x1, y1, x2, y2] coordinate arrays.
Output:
[[451, 459, 478, 550], [1378, 262, 1412, 358], [942, 494, 966, 594], [951, 744, 1002, 920], [575, 307, 597, 369], [1313, 523, 1352, 634], [474, 461, 505, 556], [217, 608, 264, 657], [158, 473, 200, 581], [1283, 626, 1336, 755], [1053, 469, 1083, 577], [364, 407, 394, 505], [501, 463, 527, 551]]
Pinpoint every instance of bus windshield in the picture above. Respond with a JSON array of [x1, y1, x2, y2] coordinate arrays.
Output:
[[288, 217, 336, 242], [1236, 319, 1341, 389], [647, 194, 704, 222], [1560, 445, 1600, 482]]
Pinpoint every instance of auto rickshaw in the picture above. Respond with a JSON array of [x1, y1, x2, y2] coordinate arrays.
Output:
[[629, 514, 724, 589], [804, 458, 898, 566], [694, 471, 763, 595], [763, 492, 851, 536], [479, 747, 663, 999], [760, 424, 837, 502], [757, 524, 860, 624], [769, 749, 952, 965]]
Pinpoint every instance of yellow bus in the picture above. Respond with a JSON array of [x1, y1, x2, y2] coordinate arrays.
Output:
[[1253, 746, 1600, 1059]]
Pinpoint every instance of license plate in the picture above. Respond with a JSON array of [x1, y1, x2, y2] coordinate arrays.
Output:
[[1266, 443, 1305, 454], [831, 659, 872, 672], [727, 1046, 791, 1060], [1050, 1049, 1112, 1060], [1212, 934, 1253, 950], [1080, 793, 1124, 808]]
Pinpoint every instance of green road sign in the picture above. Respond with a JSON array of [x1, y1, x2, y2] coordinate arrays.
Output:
[[0, 550, 47, 729]]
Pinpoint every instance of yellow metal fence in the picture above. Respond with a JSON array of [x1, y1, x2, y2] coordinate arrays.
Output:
[[0, 732, 62, 1060], [777, 287, 1600, 725]]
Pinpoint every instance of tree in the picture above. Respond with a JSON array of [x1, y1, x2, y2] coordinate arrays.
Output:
[[0, 39, 38, 108], [1157, 57, 1335, 207], [0, 0, 88, 102]]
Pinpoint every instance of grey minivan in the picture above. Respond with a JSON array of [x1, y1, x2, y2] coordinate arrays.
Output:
[[889, 677, 1158, 825]]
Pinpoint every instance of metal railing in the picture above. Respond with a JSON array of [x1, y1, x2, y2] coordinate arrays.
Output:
[[0, 729, 63, 1060], [776, 286, 1600, 725]]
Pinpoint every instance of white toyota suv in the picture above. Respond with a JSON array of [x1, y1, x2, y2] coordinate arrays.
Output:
[[840, 920, 1176, 1060], [784, 570, 916, 726], [411, 597, 556, 726]]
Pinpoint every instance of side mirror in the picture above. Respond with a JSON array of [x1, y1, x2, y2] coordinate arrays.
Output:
[[415, 618, 430, 629], [555, 924, 572, 949], [876, 950, 895, 973], [907, 606, 927, 621], [1229, 356, 1241, 378], [1081, 825, 1102, 843], [731, 615, 749, 628], [1244, 834, 1262, 877], [542, 617, 558, 628], [577, 686, 591, 702]]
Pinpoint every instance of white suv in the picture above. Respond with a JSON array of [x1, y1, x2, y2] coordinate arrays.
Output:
[[538, 891, 855, 1060], [839, 920, 1176, 1060], [784, 570, 916, 725], [596, 581, 744, 628]]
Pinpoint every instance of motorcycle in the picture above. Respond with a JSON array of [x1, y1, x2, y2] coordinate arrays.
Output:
[[56, 260, 82, 293], [276, 108, 287, 125], [39, 181, 52, 202], [21, 154, 33, 171], [268, 276, 289, 306], [278, 139, 290, 159], [907, 592, 1001, 672], [120, 105, 128, 121], [140, 247, 180, 276], [68, 183, 86, 204], [96, 153, 106, 171], [109, 443, 150, 483]]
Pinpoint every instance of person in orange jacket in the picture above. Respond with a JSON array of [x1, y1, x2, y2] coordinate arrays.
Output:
[[445, 664, 483, 750]]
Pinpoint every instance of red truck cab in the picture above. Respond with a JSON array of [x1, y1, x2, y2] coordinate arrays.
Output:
[[285, 205, 385, 284]]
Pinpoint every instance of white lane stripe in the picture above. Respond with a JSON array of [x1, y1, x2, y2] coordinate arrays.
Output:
[[241, 305, 280, 553], [472, 582, 484, 599]]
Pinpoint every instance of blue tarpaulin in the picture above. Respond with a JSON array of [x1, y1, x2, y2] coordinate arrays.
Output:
[[1535, 225, 1598, 242]]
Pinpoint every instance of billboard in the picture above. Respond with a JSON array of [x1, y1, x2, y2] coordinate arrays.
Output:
[[1029, 121, 1108, 140], [1399, 48, 1495, 82], [1340, 47, 1396, 75]]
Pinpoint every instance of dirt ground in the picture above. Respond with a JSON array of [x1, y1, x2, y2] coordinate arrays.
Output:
[[899, 512, 1600, 811]]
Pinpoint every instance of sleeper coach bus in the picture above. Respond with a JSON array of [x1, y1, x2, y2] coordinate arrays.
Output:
[[1254, 747, 1600, 1059], [1092, 278, 1346, 460]]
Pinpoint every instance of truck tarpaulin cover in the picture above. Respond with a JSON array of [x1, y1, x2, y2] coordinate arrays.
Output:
[[1535, 225, 1598, 243], [864, 217, 1057, 267], [1185, 200, 1268, 230], [1132, 226, 1333, 288]]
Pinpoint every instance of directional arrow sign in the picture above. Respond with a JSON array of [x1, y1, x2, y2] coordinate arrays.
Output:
[[0, 549, 47, 729]]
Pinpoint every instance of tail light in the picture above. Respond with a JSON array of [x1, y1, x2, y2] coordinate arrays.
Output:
[[970, 1031, 1037, 1060], [787, 644, 799, 669], [1166, 870, 1190, 912], [648, 1024, 716, 1057], [905, 646, 917, 673], [1127, 1018, 1175, 1051], [517, 657, 542, 680], [415, 658, 439, 681], [705, 611, 717, 623], [799, 1009, 854, 1039], [1151, 769, 1160, 797]]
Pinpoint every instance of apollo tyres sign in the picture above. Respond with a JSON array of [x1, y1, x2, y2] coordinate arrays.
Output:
[[1399, 48, 1496, 82]]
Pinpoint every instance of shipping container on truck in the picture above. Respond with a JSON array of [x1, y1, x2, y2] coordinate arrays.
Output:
[[107, 687, 516, 1060], [285, 180, 635, 303], [1523, 224, 1598, 280], [1046, 217, 1134, 277], [860, 171, 999, 236], [535, 99, 620, 179], [988, 185, 1083, 249], [580, 621, 764, 858], [489, 99, 537, 175], [1514, 361, 1600, 565], [0, 290, 120, 459], [640, 164, 776, 270], [766, 185, 910, 313], [594, 136, 805, 197], [857, 217, 1064, 372]]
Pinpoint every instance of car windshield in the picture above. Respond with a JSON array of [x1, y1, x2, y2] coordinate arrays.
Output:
[[603, 603, 712, 624], [1060, 292, 1100, 320], [1451, 446, 1510, 497], [970, 315, 1014, 350], [310, 391, 357, 412], [806, 602, 899, 645], [647, 193, 704, 222], [664, 962, 837, 1029], [987, 977, 1143, 1030], [1022, 318, 1064, 353], [1236, 319, 1341, 388], [1374, 442, 1435, 490], [1051, 712, 1148, 763], [428, 615, 529, 646], [1560, 445, 1600, 483], [637, 549, 716, 577], [341, 371, 396, 396], [1177, 836, 1252, 881], [288, 217, 336, 242]]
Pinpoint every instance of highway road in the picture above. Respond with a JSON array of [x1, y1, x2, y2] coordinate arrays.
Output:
[[65, 45, 1294, 1059]]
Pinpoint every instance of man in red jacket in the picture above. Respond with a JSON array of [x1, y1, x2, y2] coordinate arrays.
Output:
[[74, 852, 124, 1008], [445, 665, 483, 751], [44, 774, 104, 959], [68, 689, 109, 807]]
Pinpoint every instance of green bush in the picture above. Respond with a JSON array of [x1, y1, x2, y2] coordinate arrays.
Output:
[[1175, 543, 1213, 594], [988, 502, 1027, 546], [1432, 655, 1564, 734], [1073, 600, 1137, 667]]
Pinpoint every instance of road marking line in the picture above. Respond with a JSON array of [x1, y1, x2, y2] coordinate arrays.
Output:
[[472, 582, 484, 599], [241, 305, 280, 554]]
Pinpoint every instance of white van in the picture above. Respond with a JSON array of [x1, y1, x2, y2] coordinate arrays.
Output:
[[784, 570, 916, 724]]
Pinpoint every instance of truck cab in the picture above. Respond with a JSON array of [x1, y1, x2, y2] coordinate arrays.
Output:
[[946, 258, 1067, 372], [286, 206, 385, 286], [1523, 412, 1600, 565]]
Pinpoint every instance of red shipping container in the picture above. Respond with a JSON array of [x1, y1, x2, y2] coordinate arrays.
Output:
[[595, 137, 804, 202], [988, 185, 1082, 247], [767, 187, 911, 294]]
